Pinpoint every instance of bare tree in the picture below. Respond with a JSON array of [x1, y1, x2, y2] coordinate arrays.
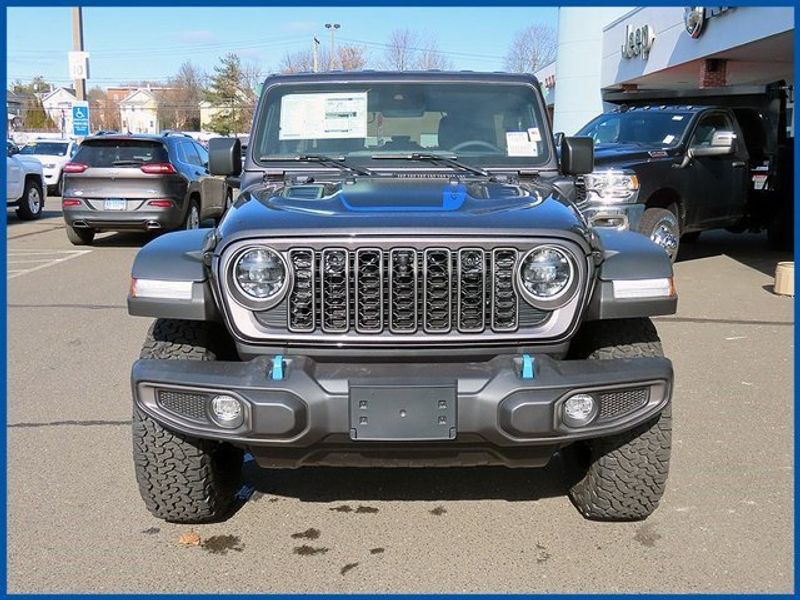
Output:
[[415, 36, 453, 70], [383, 28, 417, 71], [280, 44, 367, 73], [504, 24, 557, 74], [383, 28, 453, 71], [163, 61, 206, 130], [337, 45, 368, 71], [279, 49, 319, 74]]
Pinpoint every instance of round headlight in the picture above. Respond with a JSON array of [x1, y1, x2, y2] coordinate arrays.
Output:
[[233, 247, 287, 301], [519, 246, 575, 304]]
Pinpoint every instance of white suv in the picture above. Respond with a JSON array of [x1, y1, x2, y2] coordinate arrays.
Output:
[[7, 144, 46, 220], [16, 138, 78, 196]]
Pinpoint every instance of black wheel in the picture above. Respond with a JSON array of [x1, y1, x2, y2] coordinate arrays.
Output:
[[65, 226, 95, 246], [681, 231, 701, 244], [562, 318, 672, 521], [16, 177, 44, 220], [133, 319, 242, 523], [639, 205, 680, 262], [184, 199, 200, 230]]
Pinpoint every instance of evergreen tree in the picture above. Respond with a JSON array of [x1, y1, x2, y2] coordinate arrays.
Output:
[[23, 97, 55, 129], [203, 53, 254, 135]]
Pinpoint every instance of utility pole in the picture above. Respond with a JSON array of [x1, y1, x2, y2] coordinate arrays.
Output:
[[312, 36, 320, 73], [71, 7, 86, 101], [324, 23, 340, 70]]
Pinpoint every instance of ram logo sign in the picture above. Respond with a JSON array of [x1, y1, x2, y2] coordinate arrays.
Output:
[[621, 23, 655, 60]]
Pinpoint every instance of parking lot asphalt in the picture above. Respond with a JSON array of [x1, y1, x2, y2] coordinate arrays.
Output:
[[6, 202, 794, 593]]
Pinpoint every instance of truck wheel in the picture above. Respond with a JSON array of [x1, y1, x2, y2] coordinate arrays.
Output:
[[133, 319, 242, 523], [562, 318, 672, 521], [16, 178, 44, 220], [66, 226, 95, 246], [639, 206, 680, 262], [184, 199, 200, 230]]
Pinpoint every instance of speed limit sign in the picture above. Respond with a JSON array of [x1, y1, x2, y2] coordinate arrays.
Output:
[[68, 51, 90, 80]]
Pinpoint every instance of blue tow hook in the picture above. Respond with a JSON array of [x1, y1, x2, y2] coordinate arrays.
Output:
[[521, 354, 535, 380], [271, 354, 285, 381]]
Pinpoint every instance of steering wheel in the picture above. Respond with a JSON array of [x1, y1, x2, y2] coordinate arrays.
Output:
[[450, 140, 502, 153]]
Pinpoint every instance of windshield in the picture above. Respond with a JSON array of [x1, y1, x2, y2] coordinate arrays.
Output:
[[19, 142, 69, 156], [254, 81, 551, 168], [578, 111, 693, 147]]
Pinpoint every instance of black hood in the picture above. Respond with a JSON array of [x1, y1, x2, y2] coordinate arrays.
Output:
[[592, 142, 676, 167], [217, 177, 590, 243]]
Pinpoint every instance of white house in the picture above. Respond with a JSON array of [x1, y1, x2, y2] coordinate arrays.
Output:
[[119, 88, 161, 134], [40, 87, 78, 136]]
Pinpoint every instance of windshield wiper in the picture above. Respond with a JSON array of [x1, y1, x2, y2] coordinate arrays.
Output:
[[371, 152, 494, 180], [112, 159, 144, 166], [259, 154, 374, 177]]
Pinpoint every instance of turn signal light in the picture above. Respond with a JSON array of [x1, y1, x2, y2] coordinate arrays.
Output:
[[146, 199, 174, 208], [62, 198, 82, 207], [63, 162, 88, 173], [140, 163, 177, 175]]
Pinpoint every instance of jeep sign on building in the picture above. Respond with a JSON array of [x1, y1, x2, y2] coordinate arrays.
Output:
[[536, 6, 794, 135]]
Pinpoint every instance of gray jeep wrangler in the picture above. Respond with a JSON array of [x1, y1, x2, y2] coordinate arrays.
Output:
[[128, 71, 676, 523]]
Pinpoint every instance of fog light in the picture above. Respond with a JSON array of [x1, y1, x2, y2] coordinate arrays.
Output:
[[562, 393, 596, 427], [210, 395, 242, 426]]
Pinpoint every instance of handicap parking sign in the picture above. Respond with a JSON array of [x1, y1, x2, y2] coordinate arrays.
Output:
[[72, 101, 90, 137]]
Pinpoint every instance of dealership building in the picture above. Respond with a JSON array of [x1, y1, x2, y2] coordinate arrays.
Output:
[[536, 6, 794, 135]]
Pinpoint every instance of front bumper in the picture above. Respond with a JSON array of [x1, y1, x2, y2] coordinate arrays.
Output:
[[132, 353, 672, 467], [582, 202, 644, 231], [64, 201, 184, 231]]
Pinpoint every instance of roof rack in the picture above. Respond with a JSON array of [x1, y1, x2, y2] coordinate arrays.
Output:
[[161, 130, 193, 138]]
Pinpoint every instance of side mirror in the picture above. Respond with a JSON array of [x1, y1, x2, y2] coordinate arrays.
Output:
[[208, 137, 242, 176], [7, 145, 18, 157], [553, 131, 564, 148], [560, 136, 594, 175], [690, 130, 735, 158]]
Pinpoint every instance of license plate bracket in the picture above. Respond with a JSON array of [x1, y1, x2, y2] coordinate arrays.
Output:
[[349, 382, 456, 441], [104, 198, 127, 211]]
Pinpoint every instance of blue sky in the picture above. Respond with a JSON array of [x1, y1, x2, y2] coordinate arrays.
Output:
[[7, 6, 558, 88]]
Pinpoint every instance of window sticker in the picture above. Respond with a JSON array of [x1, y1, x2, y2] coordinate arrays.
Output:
[[279, 92, 368, 140], [506, 131, 538, 157], [662, 134, 676, 144], [672, 115, 684, 121], [527, 127, 542, 142]]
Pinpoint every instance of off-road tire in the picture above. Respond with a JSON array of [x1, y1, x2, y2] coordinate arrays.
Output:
[[638, 205, 680, 263], [16, 177, 44, 220], [66, 226, 95, 246], [563, 318, 672, 521], [133, 319, 242, 523]]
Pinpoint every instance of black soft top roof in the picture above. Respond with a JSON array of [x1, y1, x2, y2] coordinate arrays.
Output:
[[262, 70, 541, 87]]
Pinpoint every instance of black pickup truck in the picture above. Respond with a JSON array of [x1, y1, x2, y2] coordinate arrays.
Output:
[[575, 101, 793, 260]]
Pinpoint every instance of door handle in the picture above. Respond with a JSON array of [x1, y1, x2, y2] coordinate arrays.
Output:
[[732, 161, 745, 168]]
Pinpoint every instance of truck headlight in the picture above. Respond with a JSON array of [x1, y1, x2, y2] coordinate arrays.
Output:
[[518, 246, 577, 308], [233, 247, 287, 302], [584, 170, 639, 203]]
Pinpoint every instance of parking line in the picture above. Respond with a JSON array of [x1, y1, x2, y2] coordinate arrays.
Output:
[[6, 250, 92, 280]]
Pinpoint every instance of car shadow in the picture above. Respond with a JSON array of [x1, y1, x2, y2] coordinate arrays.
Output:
[[91, 231, 157, 248], [240, 458, 569, 505], [677, 230, 792, 277], [5, 209, 64, 225]]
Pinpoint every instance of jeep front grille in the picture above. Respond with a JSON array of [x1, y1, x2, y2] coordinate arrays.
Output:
[[282, 247, 537, 335]]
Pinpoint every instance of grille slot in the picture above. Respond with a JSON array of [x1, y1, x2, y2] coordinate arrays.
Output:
[[355, 248, 384, 332], [157, 389, 209, 423], [597, 388, 649, 421], [423, 248, 452, 332], [320, 248, 349, 332], [491, 248, 519, 331], [457, 248, 486, 332], [287, 249, 315, 332], [389, 248, 418, 333]]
